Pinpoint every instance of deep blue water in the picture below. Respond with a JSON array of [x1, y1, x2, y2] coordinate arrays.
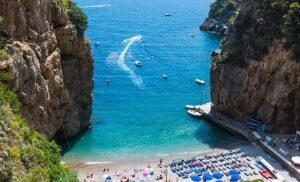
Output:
[[61, 0, 237, 162]]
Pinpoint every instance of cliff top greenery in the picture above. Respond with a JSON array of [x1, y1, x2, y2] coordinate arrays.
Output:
[[218, 0, 300, 66], [0, 76, 78, 181], [209, 0, 240, 23], [56, 0, 88, 38]]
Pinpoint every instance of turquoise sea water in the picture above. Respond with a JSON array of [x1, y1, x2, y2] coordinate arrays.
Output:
[[61, 0, 238, 162]]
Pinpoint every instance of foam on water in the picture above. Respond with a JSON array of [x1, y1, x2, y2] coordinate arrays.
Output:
[[60, 0, 240, 163], [82, 4, 111, 8], [115, 35, 143, 88]]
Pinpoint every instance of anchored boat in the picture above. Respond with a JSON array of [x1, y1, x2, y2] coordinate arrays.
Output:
[[135, 60, 142, 67], [185, 105, 200, 110], [163, 74, 168, 79], [187, 109, 202, 118], [195, 79, 205, 85], [164, 12, 171, 16]]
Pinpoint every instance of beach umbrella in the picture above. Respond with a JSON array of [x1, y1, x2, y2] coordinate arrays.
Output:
[[203, 173, 213, 181], [102, 174, 109, 179], [230, 174, 241, 181], [191, 175, 201, 181], [229, 169, 239, 175], [213, 172, 223, 179], [216, 180, 224, 182]]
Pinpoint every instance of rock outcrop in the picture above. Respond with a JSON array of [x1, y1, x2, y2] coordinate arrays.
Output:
[[210, 0, 300, 133], [0, 0, 94, 139], [200, 0, 241, 35]]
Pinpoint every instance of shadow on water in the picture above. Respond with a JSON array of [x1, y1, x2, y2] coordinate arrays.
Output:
[[192, 117, 242, 149], [57, 118, 104, 155]]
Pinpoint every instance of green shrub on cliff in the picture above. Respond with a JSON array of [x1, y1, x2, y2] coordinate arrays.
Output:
[[0, 83, 78, 181], [56, 0, 88, 38], [0, 16, 3, 27], [0, 49, 10, 61]]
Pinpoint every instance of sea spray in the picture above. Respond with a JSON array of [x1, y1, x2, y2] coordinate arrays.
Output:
[[82, 4, 111, 8], [108, 35, 143, 88]]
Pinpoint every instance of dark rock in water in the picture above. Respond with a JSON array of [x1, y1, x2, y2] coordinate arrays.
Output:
[[200, 18, 228, 36], [200, 0, 241, 36]]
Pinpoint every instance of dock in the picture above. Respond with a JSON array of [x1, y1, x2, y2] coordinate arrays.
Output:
[[194, 102, 300, 180]]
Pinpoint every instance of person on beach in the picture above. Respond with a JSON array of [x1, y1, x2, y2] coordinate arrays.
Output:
[[159, 158, 163, 166]]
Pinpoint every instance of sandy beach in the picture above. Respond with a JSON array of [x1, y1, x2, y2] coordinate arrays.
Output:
[[66, 141, 298, 182]]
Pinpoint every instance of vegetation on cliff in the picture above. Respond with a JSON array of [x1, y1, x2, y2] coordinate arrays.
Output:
[[209, 0, 240, 23], [218, 0, 300, 65], [56, 0, 88, 37], [0, 78, 78, 181]]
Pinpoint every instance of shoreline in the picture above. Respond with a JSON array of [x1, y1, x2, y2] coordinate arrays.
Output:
[[63, 138, 247, 166], [68, 141, 297, 182]]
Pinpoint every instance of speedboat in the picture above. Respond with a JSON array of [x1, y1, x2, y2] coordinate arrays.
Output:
[[187, 109, 202, 118], [163, 74, 168, 79], [190, 33, 196, 37], [164, 12, 171, 16], [185, 105, 195, 109], [195, 79, 205, 85], [185, 105, 200, 109], [135, 60, 142, 67], [95, 42, 100, 46]]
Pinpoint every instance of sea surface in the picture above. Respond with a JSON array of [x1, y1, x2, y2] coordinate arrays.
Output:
[[61, 0, 238, 163]]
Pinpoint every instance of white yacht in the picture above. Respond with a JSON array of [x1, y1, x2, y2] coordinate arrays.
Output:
[[195, 79, 205, 85], [187, 109, 202, 118], [135, 60, 142, 67], [164, 12, 171, 16], [162, 74, 168, 79]]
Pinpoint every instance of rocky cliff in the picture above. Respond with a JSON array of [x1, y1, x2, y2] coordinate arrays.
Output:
[[210, 0, 300, 133], [0, 0, 94, 139], [200, 0, 241, 35]]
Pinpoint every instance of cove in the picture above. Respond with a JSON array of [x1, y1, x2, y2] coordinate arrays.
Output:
[[60, 0, 239, 163]]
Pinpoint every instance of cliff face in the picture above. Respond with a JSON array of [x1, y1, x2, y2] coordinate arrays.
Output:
[[200, 0, 241, 35], [210, 0, 300, 133], [0, 0, 94, 139]]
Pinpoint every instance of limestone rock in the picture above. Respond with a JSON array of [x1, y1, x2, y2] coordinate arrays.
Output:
[[0, 0, 94, 139]]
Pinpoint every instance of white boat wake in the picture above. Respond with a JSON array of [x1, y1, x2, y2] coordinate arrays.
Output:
[[108, 35, 143, 88], [82, 4, 111, 8]]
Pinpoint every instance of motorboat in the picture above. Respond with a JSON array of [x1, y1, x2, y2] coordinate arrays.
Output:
[[163, 74, 168, 79], [190, 33, 196, 37], [185, 105, 200, 109], [187, 109, 202, 118], [195, 79, 205, 85], [164, 12, 171, 16], [95, 42, 100, 46], [135, 60, 142, 67]]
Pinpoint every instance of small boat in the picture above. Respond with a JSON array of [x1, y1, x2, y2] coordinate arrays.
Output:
[[195, 79, 205, 85], [163, 74, 168, 79], [185, 105, 200, 109], [164, 12, 171, 16], [190, 33, 196, 37], [187, 109, 202, 118], [95, 42, 100, 46], [255, 161, 265, 170], [135, 60, 142, 67], [259, 169, 272, 179], [185, 105, 195, 109]]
